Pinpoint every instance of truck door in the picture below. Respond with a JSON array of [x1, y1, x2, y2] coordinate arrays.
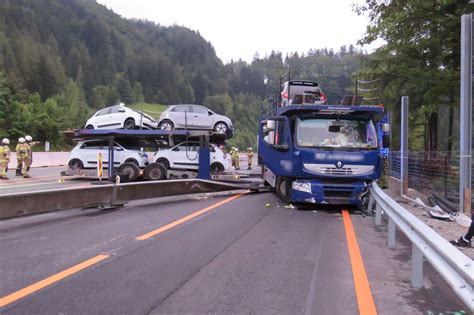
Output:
[[258, 116, 293, 186]]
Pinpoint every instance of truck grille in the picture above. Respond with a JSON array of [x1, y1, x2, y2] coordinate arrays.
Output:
[[303, 164, 374, 176]]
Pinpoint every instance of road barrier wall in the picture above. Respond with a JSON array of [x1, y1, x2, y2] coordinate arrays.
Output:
[[0, 179, 247, 220], [7, 152, 69, 169]]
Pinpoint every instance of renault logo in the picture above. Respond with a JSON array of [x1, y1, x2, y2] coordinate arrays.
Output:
[[336, 161, 343, 169]]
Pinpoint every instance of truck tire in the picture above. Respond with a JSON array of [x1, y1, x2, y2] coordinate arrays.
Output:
[[275, 176, 292, 203], [144, 163, 166, 181], [157, 158, 170, 169], [117, 162, 140, 182]]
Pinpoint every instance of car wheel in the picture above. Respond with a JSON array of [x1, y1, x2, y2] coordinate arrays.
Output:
[[214, 122, 228, 134], [125, 158, 139, 166], [68, 159, 84, 170], [124, 118, 135, 130], [159, 120, 174, 131], [157, 158, 170, 169], [210, 162, 224, 174], [117, 162, 140, 182], [144, 163, 166, 181], [275, 177, 292, 203], [85, 125, 94, 129]]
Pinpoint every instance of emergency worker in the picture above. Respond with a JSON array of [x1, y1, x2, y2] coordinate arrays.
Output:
[[25, 135, 39, 172], [15, 138, 24, 176], [0, 138, 10, 180], [246, 147, 254, 170], [231, 148, 240, 170], [16, 137, 30, 178], [229, 146, 236, 168]]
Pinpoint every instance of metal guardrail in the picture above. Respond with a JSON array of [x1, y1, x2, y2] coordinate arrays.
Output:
[[0, 179, 252, 220], [368, 182, 473, 311]]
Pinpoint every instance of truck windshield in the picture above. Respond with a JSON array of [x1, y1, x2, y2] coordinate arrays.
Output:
[[296, 118, 378, 149]]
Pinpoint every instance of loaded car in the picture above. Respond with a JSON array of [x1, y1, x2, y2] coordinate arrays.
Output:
[[68, 139, 149, 170], [84, 104, 158, 130], [281, 80, 327, 106], [153, 141, 228, 174], [158, 104, 234, 138]]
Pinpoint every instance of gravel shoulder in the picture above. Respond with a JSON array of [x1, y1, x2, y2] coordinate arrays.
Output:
[[382, 181, 473, 260]]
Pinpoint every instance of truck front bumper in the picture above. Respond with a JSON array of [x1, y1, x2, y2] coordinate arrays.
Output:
[[291, 179, 369, 206]]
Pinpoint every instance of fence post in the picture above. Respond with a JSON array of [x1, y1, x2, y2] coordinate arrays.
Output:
[[411, 244, 424, 288], [460, 13, 472, 215], [388, 217, 396, 248], [400, 96, 409, 196]]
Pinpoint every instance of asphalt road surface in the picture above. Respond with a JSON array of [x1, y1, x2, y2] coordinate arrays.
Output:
[[0, 191, 466, 314], [0, 166, 87, 196], [0, 161, 261, 196]]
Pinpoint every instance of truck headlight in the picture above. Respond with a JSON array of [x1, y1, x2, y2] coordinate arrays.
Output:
[[292, 182, 311, 193]]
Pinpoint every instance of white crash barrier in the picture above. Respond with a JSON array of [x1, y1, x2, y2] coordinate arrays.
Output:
[[7, 152, 69, 169]]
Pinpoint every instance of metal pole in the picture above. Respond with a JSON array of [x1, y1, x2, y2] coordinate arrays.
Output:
[[401, 96, 409, 196], [460, 14, 472, 214]]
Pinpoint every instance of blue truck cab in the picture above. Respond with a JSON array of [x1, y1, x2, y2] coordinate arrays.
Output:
[[258, 104, 389, 207]]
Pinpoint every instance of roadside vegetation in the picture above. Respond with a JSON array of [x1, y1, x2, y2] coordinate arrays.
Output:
[[0, 0, 470, 151]]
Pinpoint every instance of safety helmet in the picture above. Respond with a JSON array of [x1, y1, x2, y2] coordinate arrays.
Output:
[[25, 135, 32, 142], [2, 138, 9, 145], [248, 147, 252, 151], [18, 137, 25, 143], [235, 148, 239, 151]]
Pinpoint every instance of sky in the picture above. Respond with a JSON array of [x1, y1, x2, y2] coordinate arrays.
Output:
[[96, 0, 379, 63]]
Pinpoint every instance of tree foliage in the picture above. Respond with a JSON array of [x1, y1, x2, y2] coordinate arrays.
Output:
[[0, 0, 364, 150], [355, 0, 473, 150]]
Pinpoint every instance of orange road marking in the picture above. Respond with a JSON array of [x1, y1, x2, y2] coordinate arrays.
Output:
[[137, 193, 246, 240], [342, 209, 377, 315], [0, 254, 109, 308]]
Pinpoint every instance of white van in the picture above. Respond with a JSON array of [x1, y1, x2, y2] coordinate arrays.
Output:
[[281, 80, 327, 106]]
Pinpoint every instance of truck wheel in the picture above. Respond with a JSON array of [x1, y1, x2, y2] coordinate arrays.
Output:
[[117, 162, 140, 182], [157, 158, 170, 169], [275, 177, 292, 203], [144, 163, 166, 181]]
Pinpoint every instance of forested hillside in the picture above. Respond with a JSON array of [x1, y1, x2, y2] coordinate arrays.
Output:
[[0, 0, 362, 149]]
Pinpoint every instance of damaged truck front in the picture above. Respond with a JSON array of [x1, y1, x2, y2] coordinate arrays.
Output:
[[258, 104, 390, 207]]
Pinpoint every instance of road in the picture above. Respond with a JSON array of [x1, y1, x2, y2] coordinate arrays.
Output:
[[0, 159, 260, 196], [0, 190, 466, 314], [0, 166, 87, 196]]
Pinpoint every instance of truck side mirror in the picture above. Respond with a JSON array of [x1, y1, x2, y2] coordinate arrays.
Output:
[[272, 144, 289, 151]]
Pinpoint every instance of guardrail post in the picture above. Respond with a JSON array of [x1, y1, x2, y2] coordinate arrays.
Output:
[[387, 217, 396, 247], [367, 194, 374, 214], [411, 244, 424, 288], [375, 202, 382, 225]]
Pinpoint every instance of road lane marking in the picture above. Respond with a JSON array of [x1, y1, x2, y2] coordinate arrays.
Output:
[[2, 174, 61, 184], [0, 180, 73, 190], [342, 209, 377, 315], [0, 176, 64, 188], [136, 193, 246, 240], [0, 254, 109, 308]]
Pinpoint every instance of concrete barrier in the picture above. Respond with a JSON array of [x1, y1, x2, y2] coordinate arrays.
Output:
[[7, 152, 69, 169]]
